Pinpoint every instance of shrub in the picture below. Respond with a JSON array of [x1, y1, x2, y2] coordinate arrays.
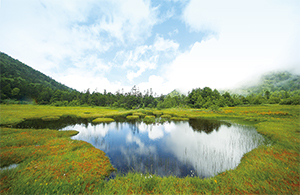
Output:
[[209, 105, 220, 112]]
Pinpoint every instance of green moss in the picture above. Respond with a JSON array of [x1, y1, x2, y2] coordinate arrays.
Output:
[[170, 117, 189, 121], [143, 115, 156, 124], [126, 115, 139, 120], [41, 116, 60, 121], [144, 115, 155, 119], [133, 112, 146, 117], [161, 114, 171, 118], [92, 118, 115, 123], [153, 111, 163, 116]]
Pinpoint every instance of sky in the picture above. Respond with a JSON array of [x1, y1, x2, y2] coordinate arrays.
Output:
[[0, 0, 299, 95]]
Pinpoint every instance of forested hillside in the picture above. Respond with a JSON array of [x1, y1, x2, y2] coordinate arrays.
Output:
[[0, 52, 73, 103], [242, 71, 300, 94], [1, 52, 299, 108]]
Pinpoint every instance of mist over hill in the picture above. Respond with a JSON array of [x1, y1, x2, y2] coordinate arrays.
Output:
[[223, 71, 300, 95]]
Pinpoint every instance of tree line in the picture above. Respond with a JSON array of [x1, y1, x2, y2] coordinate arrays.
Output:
[[1, 83, 299, 109]]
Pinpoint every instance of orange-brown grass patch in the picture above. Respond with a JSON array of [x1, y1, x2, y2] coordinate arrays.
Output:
[[0, 127, 114, 194]]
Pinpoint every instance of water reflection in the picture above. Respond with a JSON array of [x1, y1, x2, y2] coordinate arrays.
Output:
[[61, 119, 264, 178], [12, 116, 89, 129], [188, 119, 231, 133]]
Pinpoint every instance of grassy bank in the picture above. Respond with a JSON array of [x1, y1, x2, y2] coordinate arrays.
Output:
[[0, 104, 299, 194]]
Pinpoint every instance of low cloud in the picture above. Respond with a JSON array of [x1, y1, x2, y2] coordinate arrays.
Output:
[[160, 0, 300, 93]]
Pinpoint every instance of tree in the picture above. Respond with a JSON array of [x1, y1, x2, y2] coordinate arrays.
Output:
[[265, 90, 270, 99], [11, 87, 20, 98]]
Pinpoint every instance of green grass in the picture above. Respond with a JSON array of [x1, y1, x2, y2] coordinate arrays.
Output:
[[126, 115, 140, 120], [0, 104, 299, 194], [92, 118, 115, 123], [133, 112, 146, 117], [160, 114, 171, 118], [170, 117, 189, 121], [143, 115, 156, 124]]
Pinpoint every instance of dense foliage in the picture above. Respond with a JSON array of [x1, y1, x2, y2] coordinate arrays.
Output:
[[1, 52, 299, 108], [0, 52, 73, 101]]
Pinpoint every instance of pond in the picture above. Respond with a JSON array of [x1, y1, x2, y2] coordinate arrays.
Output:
[[13, 117, 264, 178], [58, 118, 264, 178]]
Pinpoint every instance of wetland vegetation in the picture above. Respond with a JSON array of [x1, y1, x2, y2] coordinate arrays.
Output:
[[0, 104, 299, 194]]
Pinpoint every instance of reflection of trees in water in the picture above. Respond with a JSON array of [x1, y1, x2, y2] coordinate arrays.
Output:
[[114, 121, 141, 134], [14, 116, 89, 129], [188, 119, 231, 134], [128, 122, 139, 134]]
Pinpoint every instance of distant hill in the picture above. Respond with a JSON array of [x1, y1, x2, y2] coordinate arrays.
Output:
[[0, 52, 74, 101], [230, 71, 300, 95], [167, 89, 183, 97]]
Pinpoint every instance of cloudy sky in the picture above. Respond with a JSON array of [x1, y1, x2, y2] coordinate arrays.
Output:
[[0, 0, 299, 95]]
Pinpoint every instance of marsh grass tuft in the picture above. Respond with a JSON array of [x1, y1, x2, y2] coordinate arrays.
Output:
[[126, 115, 139, 120], [143, 115, 156, 124], [161, 114, 171, 118], [170, 117, 189, 121], [92, 118, 114, 123], [41, 116, 60, 121], [133, 112, 146, 117]]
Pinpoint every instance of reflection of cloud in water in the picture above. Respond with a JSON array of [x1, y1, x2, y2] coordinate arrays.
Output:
[[61, 123, 116, 150], [165, 122, 263, 177], [163, 122, 176, 133], [137, 123, 164, 140], [120, 133, 160, 174], [126, 133, 156, 155]]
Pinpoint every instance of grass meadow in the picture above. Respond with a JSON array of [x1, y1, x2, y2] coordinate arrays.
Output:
[[0, 104, 299, 194]]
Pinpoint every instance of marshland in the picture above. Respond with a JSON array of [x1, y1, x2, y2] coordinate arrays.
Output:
[[0, 104, 299, 194], [1, 1, 300, 193]]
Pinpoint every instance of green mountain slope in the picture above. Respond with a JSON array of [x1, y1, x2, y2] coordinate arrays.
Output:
[[167, 89, 183, 97], [0, 52, 74, 101], [227, 71, 300, 96], [246, 71, 300, 93]]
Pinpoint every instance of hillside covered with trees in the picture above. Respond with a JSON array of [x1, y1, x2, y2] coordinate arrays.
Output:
[[1, 52, 299, 108], [0, 52, 73, 103]]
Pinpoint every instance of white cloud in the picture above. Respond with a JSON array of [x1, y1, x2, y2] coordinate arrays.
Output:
[[154, 35, 179, 51], [161, 0, 300, 93], [137, 75, 166, 96], [98, 0, 158, 44], [126, 61, 156, 81], [56, 71, 122, 92], [117, 35, 179, 82]]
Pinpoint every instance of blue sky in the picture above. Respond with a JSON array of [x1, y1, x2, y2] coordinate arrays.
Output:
[[0, 0, 299, 95]]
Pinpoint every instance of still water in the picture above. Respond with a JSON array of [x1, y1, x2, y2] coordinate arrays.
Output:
[[60, 119, 264, 178]]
